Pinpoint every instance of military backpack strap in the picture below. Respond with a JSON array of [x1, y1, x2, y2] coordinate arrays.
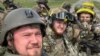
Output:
[[62, 35, 68, 50]]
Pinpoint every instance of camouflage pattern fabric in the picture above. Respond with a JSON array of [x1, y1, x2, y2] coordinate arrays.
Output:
[[43, 26, 79, 56], [72, 23, 100, 56]]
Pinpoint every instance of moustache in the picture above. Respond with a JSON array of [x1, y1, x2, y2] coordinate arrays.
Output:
[[27, 43, 41, 49]]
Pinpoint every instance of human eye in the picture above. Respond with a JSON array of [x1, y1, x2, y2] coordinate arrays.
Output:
[[35, 32, 42, 37], [86, 16, 90, 18], [23, 33, 32, 37]]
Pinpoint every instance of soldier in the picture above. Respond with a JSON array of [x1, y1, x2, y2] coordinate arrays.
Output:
[[0, 8, 46, 56], [82, 2, 94, 10], [72, 8, 96, 56], [81, 1, 100, 23], [3, 0, 18, 12], [33, 0, 50, 24], [62, 2, 71, 13], [43, 8, 78, 56]]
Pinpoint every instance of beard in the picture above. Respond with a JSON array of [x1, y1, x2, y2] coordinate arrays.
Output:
[[26, 43, 42, 56]]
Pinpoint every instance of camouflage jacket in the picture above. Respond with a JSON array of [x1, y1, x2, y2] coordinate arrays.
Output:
[[72, 24, 100, 56], [43, 26, 79, 56]]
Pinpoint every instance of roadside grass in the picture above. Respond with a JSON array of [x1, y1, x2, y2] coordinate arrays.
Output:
[[1, 0, 100, 10], [14, 0, 79, 8]]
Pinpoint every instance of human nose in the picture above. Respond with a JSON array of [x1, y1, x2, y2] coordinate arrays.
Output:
[[59, 23, 64, 28], [30, 35, 38, 44]]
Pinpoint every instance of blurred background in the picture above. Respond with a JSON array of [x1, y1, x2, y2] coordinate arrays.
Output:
[[0, 0, 99, 10]]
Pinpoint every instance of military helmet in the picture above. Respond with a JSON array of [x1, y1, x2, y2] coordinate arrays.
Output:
[[0, 8, 45, 44], [82, 2, 94, 9], [76, 8, 95, 17], [50, 8, 69, 23]]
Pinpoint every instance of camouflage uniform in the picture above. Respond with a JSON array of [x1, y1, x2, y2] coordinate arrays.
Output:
[[72, 7, 100, 56], [72, 23, 93, 56], [71, 19, 100, 56], [0, 8, 47, 56], [33, 0, 50, 25], [43, 26, 78, 56]]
